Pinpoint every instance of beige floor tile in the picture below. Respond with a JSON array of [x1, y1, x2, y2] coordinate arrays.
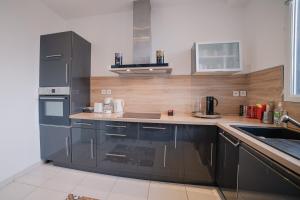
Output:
[[15, 174, 50, 187], [0, 182, 36, 200], [23, 188, 67, 200], [24, 164, 60, 179], [186, 186, 221, 200], [72, 173, 117, 199], [107, 178, 150, 200], [148, 182, 188, 200]]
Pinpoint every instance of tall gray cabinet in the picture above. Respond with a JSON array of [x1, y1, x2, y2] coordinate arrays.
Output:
[[39, 31, 91, 165]]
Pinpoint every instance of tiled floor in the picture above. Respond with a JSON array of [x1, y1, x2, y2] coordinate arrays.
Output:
[[0, 164, 222, 200]]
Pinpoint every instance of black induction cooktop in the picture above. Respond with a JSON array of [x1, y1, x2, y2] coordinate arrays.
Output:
[[122, 112, 161, 119]]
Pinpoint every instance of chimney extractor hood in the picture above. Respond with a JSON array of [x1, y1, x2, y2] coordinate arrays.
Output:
[[110, 0, 171, 76]]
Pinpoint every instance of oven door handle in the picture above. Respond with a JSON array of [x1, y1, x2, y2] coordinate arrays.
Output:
[[39, 97, 67, 100]]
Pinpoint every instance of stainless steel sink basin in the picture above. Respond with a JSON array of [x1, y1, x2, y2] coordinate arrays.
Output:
[[232, 126, 300, 140]]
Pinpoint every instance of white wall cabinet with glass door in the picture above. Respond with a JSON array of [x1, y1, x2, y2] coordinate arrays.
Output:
[[191, 41, 242, 74]]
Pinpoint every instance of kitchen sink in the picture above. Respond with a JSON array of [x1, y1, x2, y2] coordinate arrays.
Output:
[[231, 125, 300, 160], [232, 126, 300, 140]]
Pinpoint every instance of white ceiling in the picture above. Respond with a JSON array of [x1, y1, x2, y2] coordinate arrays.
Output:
[[40, 0, 251, 20]]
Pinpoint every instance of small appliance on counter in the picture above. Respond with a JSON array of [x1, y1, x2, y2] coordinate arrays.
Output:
[[103, 97, 113, 114], [113, 99, 125, 113], [193, 96, 221, 119], [94, 102, 103, 113]]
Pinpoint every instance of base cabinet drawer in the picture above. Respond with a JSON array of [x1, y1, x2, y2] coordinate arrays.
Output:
[[71, 127, 96, 168], [96, 126, 139, 175]]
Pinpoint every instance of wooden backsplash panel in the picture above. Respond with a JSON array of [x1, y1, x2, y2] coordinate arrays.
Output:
[[247, 66, 284, 105], [91, 75, 248, 114], [246, 65, 300, 126]]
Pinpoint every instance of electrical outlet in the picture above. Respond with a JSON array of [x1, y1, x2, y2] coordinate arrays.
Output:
[[107, 89, 112, 95], [101, 89, 106, 95], [240, 90, 247, 97], [233, 91, 240, 97]]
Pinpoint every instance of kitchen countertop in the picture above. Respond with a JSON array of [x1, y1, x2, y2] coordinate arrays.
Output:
[[70, 112, 262, 125], [69, 112, 300, 175]]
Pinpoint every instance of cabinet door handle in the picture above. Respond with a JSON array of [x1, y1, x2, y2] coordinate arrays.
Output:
[[90, 139, 94, 160], [210, 143, 214, 167], [224, 143, 227, 167], [219, 132, 240, 147], [163, 145, 167, 168], [45, 54, 62, 58], [65, 63, 68, 84], [174, 125, 178, 149], [65, 136, 69, 157], [105, 133, 127, 137], [236, 164, 240, 199], [105, 153, 127, 158], [142, 126, 166, 130], [105, 124, 127, 128], [74, 122, 93, 126]]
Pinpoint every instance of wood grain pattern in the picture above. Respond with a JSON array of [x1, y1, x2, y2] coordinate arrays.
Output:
[[91, 75, 248, 115], [246, 65, 300, 128], [90, 65, 300, 121], [247, 66, 284, 105]]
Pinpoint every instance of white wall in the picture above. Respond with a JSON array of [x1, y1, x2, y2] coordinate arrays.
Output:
[[243, 0, 289, 72], [0, 0, 66, 183], [66, 0, 289, 76], [67, 0, 246, 76]]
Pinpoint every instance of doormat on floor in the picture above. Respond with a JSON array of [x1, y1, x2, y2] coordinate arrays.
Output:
[[66, 194, 99, 200]]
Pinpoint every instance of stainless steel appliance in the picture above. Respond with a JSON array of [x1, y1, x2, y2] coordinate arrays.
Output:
[[39, 95, 70, 127]]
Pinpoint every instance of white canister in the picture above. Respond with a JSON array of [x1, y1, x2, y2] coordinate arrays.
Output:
[[94, 103, 103, 113]]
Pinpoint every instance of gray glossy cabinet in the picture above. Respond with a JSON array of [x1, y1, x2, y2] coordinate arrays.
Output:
[[71, 127, 96, 168], [180, 125, 217, 184], [238, 144, 300, 200], [40, 32, 71, 87], [40, 125, 71, 166], [138, 123, 183, 182], [51, 120, 217, 184], [97, 121, 139, 175], [217, 130, 239, 200]]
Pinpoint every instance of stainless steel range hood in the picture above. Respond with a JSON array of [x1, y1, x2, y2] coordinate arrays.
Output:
[[110, 0, 171, 76]]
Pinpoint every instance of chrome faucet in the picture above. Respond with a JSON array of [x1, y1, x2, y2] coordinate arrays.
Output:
[[280, 115, 300, 128]]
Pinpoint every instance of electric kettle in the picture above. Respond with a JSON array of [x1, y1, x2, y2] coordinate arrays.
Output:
[[206, 96, 218, 115], [113, 99, 125, 113]]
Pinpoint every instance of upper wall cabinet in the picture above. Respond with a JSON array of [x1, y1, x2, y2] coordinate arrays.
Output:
[[191, 41, 242, 75]]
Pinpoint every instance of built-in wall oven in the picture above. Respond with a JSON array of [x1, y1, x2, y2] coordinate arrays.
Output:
[[39, 87, 71, 126]]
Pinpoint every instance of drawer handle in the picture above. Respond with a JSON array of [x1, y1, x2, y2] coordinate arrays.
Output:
[[74, 122, 93, 126], [105, 133, 127, 137], [45, 54, 62, 58], [105, 124, 127, 128], [163, 145, 167, 168], [219, 132, 240, 147], [90, 139, 94, 160], [65, 136, 69, 157], [105, 153, 127, 158], [142, 126, 166, 130], [210, 143, 214, 167]]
